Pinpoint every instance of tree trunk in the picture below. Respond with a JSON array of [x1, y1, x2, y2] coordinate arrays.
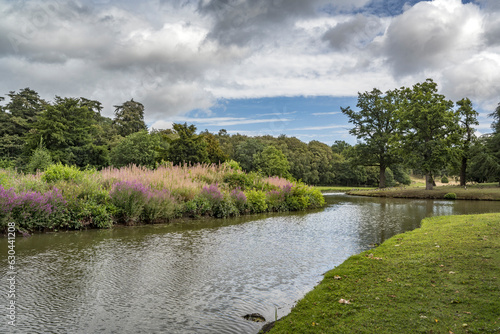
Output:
[[425, 173, 434, 190], [379, 165, 386, 188], [460, 157, 467, 186]]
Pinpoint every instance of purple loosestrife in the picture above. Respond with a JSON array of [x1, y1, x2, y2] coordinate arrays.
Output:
[[201, 183, 224, 203], [0, 185, 68, 230]]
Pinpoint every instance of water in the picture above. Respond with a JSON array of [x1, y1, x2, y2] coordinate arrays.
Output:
[[1, 194, 499, 333]]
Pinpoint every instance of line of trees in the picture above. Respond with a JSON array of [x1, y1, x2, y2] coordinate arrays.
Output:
[[1, 81, 500, 188], [341, 79, 500, 189]]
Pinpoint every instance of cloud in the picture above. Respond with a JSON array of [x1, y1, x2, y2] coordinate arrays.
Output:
[[380, 0, 483, 76], [322, 14, 384, 51]]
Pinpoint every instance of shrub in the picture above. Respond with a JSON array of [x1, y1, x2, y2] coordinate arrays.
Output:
[[305, 187, 326, 208], [230, 188, 247, 212], [444, 192, 456, 200], [266, 189, 288, 212], [109, 181, 149, 224], [286, 184, 310, 211], [27, 147, 53, 173], [142, 189, 177, 223], [441, 176, 449, 183], [246, 189, 268, 213], [42, 163, 83, 183], [0, 185, 69, 231]]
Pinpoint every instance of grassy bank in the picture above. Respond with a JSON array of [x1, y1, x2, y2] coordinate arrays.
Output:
[[0, 163, 325, 233], [315, 186, 377, 193], [347, 183, 500, 201], [266, 213, 500, 334]]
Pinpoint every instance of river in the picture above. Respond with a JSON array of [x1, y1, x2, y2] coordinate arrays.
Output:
[[1, 194, 499, 333]]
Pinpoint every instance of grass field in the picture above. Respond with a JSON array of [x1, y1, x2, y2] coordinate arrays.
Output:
[[266, 213, 500, 334], [315, 186, 377, 193], [347, 183, 500, 201]]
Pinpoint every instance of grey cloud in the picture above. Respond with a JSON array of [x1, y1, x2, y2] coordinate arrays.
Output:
[[322, 14, 383, 51], [484, 14, 500, 45], [198, 0, 326, 46]]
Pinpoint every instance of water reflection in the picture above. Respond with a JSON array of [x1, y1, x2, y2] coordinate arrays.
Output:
[[1, 195, 498, 333]]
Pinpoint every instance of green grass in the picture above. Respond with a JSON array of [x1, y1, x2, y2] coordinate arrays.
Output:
[[348, 183, 500, 201], [267, 213, 500, 334], [314, 186, 377, 193]]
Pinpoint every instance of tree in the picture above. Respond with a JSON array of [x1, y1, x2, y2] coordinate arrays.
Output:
[[0, 88, 47, 160], [201, 131, 228, 164], [487, 102, 500, 185], [167, 123, 209, 165], [112, 99, 147, 137], [26, 97, 105, 167], [397, 79, 460, 190], [456, 98, 479, 186], [110, 131, 160, 168], [253, 145, 291, 178], [234, 138, 265, 172], [341, 88, 401, 188]]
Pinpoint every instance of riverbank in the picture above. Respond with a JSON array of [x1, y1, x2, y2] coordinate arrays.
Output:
[[265, 213, 500, 334], [0, 164, 325, 234], [347, 183, 500, 201]]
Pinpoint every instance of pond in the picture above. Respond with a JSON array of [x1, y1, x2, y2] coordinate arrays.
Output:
[[1, 194, 499, 334]]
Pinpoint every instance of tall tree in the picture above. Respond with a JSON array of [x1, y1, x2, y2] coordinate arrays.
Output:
[[112, 99, 147, 137], [110, 130, 160, 168], [253, 145, 291, 178], [397, 79, 460, 190], [26, 97, 104, 167], [167, 123, 209, 165], [201, 131, 228, 164], [0, 88, 47, 159], [234, 138, 265, 172], [341, 88, 401, 188], [456, 98, 479, 186], [487, 102, 500, 185]]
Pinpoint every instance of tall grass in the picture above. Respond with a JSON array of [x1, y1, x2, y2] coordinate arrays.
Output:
[[0, 163, 325, 233]]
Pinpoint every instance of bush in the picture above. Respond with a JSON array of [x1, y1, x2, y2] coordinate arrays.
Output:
[[230, 188, 247, 212], [0, 185, 69, 232], [286, 184, 310, 211], [109, 181, 149, 224], [246, 189, 268, 213], [444, 192, 456, 200], [441, 176, 449, 183], [42, 163, 83, 183], [266, 189, 288, 212], [27, 147, 53, 173], [142, 189, 177, 223], [305, 187, 326, 208]]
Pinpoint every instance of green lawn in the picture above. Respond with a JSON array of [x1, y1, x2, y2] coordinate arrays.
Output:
[[266, 213, 500, 334], [314, 186, 377, 193]]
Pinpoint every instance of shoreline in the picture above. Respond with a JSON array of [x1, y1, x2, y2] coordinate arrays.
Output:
[[263, 213, 500, 333]]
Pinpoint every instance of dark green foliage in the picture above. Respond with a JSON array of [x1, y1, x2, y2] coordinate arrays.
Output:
[[168, 123, 209, 165], [0, 88, 47, 160], [341, 88, 401, 188], [441, 175, 449, 183], [253, 145, 291, 178], [110, 130, 160, 168], [201, 131, 228, 163], [112, 99, 147, 137], [444, 192, 456, 199], [396, 79, 461, 190], [234, 138, 265, 172]]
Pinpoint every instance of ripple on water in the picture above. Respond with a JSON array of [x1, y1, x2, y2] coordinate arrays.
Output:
[[1, 194, 499, 333]]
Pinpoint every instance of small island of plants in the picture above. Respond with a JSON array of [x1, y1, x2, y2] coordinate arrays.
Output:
[[0, 162, 325, 234]]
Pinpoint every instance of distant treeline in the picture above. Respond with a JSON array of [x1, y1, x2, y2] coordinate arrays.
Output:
[[1, 83, 499, 188]]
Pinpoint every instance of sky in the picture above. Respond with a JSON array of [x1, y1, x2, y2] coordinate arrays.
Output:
[[1, 0, 499, 145]]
